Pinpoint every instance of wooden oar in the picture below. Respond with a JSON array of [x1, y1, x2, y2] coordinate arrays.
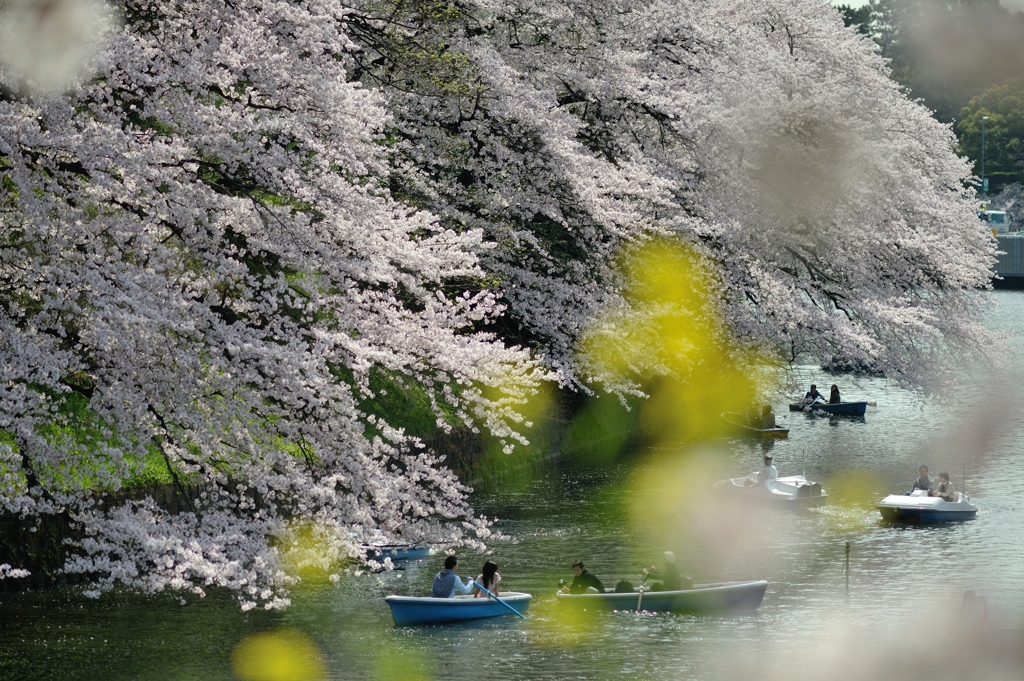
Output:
[[636, 585, 646, 612], [472, 580, 527, 619]]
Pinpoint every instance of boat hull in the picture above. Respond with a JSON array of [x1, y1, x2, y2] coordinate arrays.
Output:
[[877, 506, 977, 523], [555, 580, 767, 613], [789, 402, 868, 416], [385, 592, 532, 625]]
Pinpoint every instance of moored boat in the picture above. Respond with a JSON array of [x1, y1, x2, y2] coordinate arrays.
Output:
[[721, 412, 789, 438], [555, 580, 768, 613], [788, 401, 868, 416], [714, 474, 827, 508], [385, 592, 532, 625], [361, 543, 431, 563], [877, 490, 977, 523]]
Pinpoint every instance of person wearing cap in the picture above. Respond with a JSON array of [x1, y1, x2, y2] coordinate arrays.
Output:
[[645, 551, 692, 592], [757, 454, 778, 485]]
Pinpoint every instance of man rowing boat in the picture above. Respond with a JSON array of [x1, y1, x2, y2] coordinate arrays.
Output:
[[561, 559, 605, 594], [431, 555, 474, 598]]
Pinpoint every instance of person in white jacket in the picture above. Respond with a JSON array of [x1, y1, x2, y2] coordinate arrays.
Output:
[[757, 454, 779, 485]]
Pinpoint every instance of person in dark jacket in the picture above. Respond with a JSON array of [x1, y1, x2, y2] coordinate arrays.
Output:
[[804, 384, 824, 404], [829, 384, 841, 404], [563, 559, 605, 594], [911, 465, 934, 494]]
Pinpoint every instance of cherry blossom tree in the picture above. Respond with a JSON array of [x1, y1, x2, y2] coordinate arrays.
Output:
[[0, 0, 546, 608], [0, 0, 999, 606], [347, 0, 998, 393]]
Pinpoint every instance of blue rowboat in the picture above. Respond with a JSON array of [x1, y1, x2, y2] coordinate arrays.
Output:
[[361, 544, 431, 562], [789, 401, 868, 416], [385, 592, 532, 625], [877, 491, 978, 523], [555, 580, 767, 613]]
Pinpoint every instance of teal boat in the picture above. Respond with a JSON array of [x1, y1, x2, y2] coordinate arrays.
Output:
[[721, 412, 789, 438], [361, 543, 431, 562], [555, 580, 768, 613], [385, 592, 532, 625]]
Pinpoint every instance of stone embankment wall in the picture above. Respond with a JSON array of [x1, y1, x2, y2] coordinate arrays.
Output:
[[0, 483, 203, 592]]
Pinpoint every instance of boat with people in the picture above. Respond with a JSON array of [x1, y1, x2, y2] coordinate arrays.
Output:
[[721, 412, 789, 438], [555, 580, 768, 613], [384, 592, 533, 625], [714, 473, 827, 508], [788, 400, 868, 416], [877, 489, 978, 523]]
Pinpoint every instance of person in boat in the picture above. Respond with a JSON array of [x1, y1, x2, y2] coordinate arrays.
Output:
[[431, 555, 474, 598], [930, 472, 957, 502], [803, 384, 824, 405], [645, 551, 693, 592], [760, 405, 777, 429], [561, 559, 605, 594], [757, 453, 779, 485], [960, 590, 988, 626], [911, 465, 934, 494], [473, 560, 501, 597], [829, 384, 841, 404]]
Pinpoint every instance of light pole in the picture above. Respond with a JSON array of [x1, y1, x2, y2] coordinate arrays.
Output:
[[981, 115, 989, 195]]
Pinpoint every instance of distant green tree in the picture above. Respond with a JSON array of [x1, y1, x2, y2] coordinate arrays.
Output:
[[957, 77, 1024, 188], [836, 4, 872, 34], [849, 0, 1024, 123]]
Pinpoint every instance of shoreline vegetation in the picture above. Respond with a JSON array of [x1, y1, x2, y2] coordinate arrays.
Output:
[[0, 386, 649, 593]]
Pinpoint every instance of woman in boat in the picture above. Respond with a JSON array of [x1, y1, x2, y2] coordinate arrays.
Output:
[[931, 472, 957, 502], [760, 405, 777, 429], [474, 560, 501, 597], [829, 384, 841, 404]]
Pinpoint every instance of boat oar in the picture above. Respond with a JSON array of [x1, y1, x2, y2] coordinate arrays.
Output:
[[471, 580, 527, 620], [636, 585, 646, 612]]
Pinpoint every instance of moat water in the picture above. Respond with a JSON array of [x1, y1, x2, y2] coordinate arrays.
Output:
[[3, 292, 1024, 681]]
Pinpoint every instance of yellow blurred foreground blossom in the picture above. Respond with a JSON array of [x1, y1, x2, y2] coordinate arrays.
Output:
[[278, 522, 344, 586], [232, 628, 327, 681], [580, 238, 762, 447]]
